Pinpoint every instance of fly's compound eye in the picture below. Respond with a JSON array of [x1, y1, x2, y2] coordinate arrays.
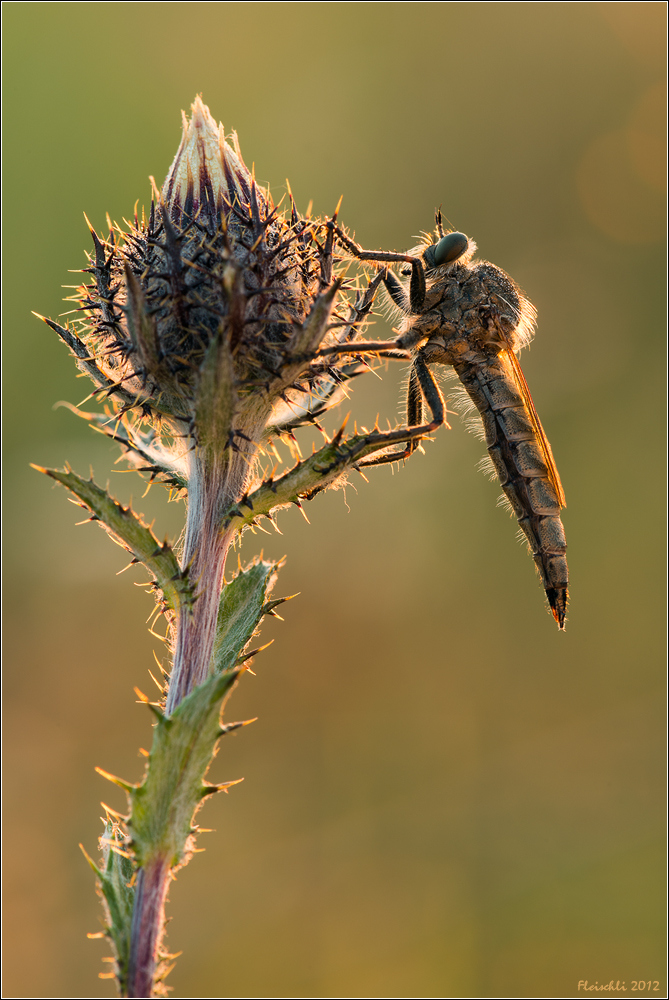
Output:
[[433, 232, 468, 266]]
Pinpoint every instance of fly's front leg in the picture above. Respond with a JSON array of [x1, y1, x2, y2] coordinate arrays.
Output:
[[313, 227, 426, 361], [330, 222, 426, 312], [406, 259, 425, 314]]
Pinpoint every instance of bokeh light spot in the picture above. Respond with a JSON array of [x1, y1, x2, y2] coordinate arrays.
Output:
[[627, 82, 666, 193], [576, 127, 664, 243]]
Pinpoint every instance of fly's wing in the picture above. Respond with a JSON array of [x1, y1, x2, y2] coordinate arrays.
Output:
[[499, 348, 567, 508]]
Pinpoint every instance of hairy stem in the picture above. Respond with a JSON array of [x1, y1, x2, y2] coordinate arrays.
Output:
[[167, 430, 264, 710], [127, 435, 260, 996], [167, 463, 232, 713], [126, 857, 171, 998]]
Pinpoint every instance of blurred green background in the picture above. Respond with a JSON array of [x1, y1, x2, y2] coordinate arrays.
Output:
[[3, 3, 665, 997]]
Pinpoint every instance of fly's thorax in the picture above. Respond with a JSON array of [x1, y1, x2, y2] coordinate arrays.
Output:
[[402, 259, 535, 362]]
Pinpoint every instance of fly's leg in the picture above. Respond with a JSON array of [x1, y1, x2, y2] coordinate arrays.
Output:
[[330, 223, 427, 312], [355, 365, 422, 468], [407, 363, 423, 427], [310, 226, 445, 467], [313, 222, 427, 361], [331, 268, 386, 347], [413, 352, 444, 427], [314, 265, 421, 362], [382, 268, 411, 313], [315, 264, 413, 361], [356, 351, 445, 468]]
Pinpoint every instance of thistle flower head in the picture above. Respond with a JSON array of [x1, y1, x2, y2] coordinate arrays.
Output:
[[52, 97, 364, 486]]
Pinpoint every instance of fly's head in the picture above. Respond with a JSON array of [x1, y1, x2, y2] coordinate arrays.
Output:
[[400, 230, 476, 295], [422, 230, 474, 272], [398, 222, 536, 362]]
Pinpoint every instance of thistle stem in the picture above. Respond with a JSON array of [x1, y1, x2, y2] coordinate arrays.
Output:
[[128, 441, 258, 994], [126, 856, 171, 998], [166, 445, 256, 713]]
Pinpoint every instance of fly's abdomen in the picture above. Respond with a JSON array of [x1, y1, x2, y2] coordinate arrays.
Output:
[[453, 354, 569, 627]]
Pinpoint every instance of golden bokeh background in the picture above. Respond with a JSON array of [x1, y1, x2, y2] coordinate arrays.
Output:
[[3, 3, 665, 997]]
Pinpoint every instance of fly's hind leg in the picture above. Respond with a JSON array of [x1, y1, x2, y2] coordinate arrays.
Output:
[[356, 351, 445, 468], [413, 352, 444, 429], [356, 363, 424, 468]]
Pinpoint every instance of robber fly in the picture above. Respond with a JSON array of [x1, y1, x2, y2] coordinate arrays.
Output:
[[324, 213, 568, 628]]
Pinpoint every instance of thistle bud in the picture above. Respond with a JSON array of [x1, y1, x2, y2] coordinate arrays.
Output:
[[63, 95, 345, 460], [162, 95, 254, 231]]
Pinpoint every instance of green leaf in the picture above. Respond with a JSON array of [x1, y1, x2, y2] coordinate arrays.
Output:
[[129, 667, 241, 868], [127, 559, 281, 868], [211, 559, 280, 674], [82, 820, 136, 992], [33, 466, 192, 613], [100, 827, 136, 989]]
